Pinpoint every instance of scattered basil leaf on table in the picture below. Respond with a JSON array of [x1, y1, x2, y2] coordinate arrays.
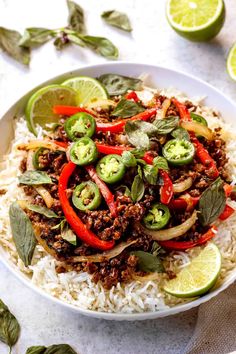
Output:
[[26, 344, 77, 354], [25, 204, 59, 218], [153, 116, 179, 135], [67, 0, 85, 33], [198, 177, 226, 226], [9, 202, 37, 266], [53, 34, 70, 50], [0, 26, 30, 65], [25, 346, 46, 354], [97, 73, 143, 96], [19, 28, 54, 48], [153, 156, 169, 170], [78, 34, 118, 59], [61, 227, 77, 245], [121, 151, 137, 167], [143, 164, 158, 185], [0, 299, 20, 352], [18, 171, 53, 185], [112, 99, 144, 118], [66, 32, 85, 47], [131, 251, 164, 272], [131, 175, 145, 202], [171, 127, 190, 140], [101, 10, 132, 32]]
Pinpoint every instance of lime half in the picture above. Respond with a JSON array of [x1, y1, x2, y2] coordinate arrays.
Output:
[[62, 76, 108, 105], [166, 0, 225, 42], [25, 85, 77, 135], [227, 43, 236, 81], [164, 243, 221, 298]]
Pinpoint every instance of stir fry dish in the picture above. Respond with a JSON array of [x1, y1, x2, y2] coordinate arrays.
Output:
[[9, 74, 235, 295]]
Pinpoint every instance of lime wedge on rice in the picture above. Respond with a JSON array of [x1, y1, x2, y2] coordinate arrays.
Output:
[[62, 76, 108, 105], [25, 85, 77, 136], [227, 43, 236, 81], [164, 243, 221, 298], [166, 0, 225, 42]]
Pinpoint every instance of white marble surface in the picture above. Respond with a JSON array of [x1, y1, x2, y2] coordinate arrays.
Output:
[[0, 0, 236, 353]]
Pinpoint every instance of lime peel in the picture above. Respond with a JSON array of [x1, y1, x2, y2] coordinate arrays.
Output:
[[227, 43, 236, 81]]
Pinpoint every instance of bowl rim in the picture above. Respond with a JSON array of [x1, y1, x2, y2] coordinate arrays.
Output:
[[1, 61, 236, 321]]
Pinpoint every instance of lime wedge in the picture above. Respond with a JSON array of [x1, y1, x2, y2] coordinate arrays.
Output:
[[164, 243, 221, 298], [166, 0, 225, 42], [227, 43, 236, 81], [25, 85, 77, 136], [62, 76, 108, 105]]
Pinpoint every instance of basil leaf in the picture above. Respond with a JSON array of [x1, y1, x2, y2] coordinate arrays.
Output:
[[112, 99, 144, 118], [9, 202, 37, 266], [44, 344, 77, 354], [0, 27, 30, 65], [26, 346, 47, 354], [97, 73, 142, 96], [19, 171, 52, 185], [153, 156, 169, 171], [125, 120, 155, 149], [61, 227, 77, 246], [51, 218, 67, 231], [0, 299, 20, 349], [26, 204, 59, 218], [153, 116, 179, 135], [78, 34, 118, 59], [143, 164, 158, 185], [131, 175, 145, 202], [115, 185, 131, 197], [131, 148, 146, 158], [101, 10, 132, 32], [121, 151, 137, 167], [53, 35, 69, 50], [19, 28, 53, 48], [131, 251, 164, 272], [198, 177, 226, 226], [67, 0, 85, 33], [171, 127, 190, 140], [151, 241, 163, 257], [66, 33, 85, 47]]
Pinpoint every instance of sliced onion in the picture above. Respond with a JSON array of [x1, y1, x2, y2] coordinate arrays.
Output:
[[35, 186, 54, 208], [141, 210, 198, 241], [179, 193, 194, 211], [180, 121, 213, 140], [26, 150, 35, 171], [17, 140, 65, 152], [69, 239, 137, 263], [86, 99, 116, 110], [156, 98, 171, 119], [34, 224, 58, 259], [173, 177, 193, 193]]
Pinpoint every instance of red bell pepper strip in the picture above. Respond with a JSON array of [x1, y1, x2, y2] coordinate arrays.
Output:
[[96, 143, 132, 155], [219, 204, 235, 220], [85, 165, 118, 218], [53, 105, 95, 117], [172, 98, 191, 121], [169, 196, 199, 210], [159, 226, 217, 250], [224, 184, 233, 197], [95, 108, 158, 133], [142, 152, 173, 204], [58, 162, 115, 250], [125, 91, 139, 102], [191, 134, 219, 179], [53, 140, 69, 149]]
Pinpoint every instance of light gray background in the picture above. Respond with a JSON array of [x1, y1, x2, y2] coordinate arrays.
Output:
[[0, 0, 236, 353]]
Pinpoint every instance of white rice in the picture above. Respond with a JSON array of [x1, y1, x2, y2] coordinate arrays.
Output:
[[1, 89, 236, 313]]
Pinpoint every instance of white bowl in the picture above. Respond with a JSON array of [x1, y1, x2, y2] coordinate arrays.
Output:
[[1, 62, 236, 321]]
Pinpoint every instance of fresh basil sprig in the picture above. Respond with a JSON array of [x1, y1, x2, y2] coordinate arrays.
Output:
[[25, 344, 77, 354], [97, 73, 143, 96], [101, 10, 132, 32], [131, 175, 145, 202], [25, 204, 60, 219], [0, 27, 30, 65], [153, 156, 169, 170], [67, 0, 85, 33], [131, 251, 164, 273], [0, 299, 20, 352], [143, 164, 158, 185], [153, 116, 179, 135], [171, 127, 190, 140], [9, 202, 37, 266], [112, 99, 144, 118], [198, 177, 226, 226], [19, 28, 54, 48], [18, 171, 53, 185], [121, 151, 137, 167]]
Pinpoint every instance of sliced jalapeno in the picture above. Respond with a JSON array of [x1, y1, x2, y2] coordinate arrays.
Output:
[[190, 112, 208, 127], [72, 181, 101, 211], [33, 147, 49, 170], [162, 139, 195, 166], [65, 112, 96, 141], [70, 137, 98, 166], [96, 154, 125, 184], [143, 203, 170, 230]]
